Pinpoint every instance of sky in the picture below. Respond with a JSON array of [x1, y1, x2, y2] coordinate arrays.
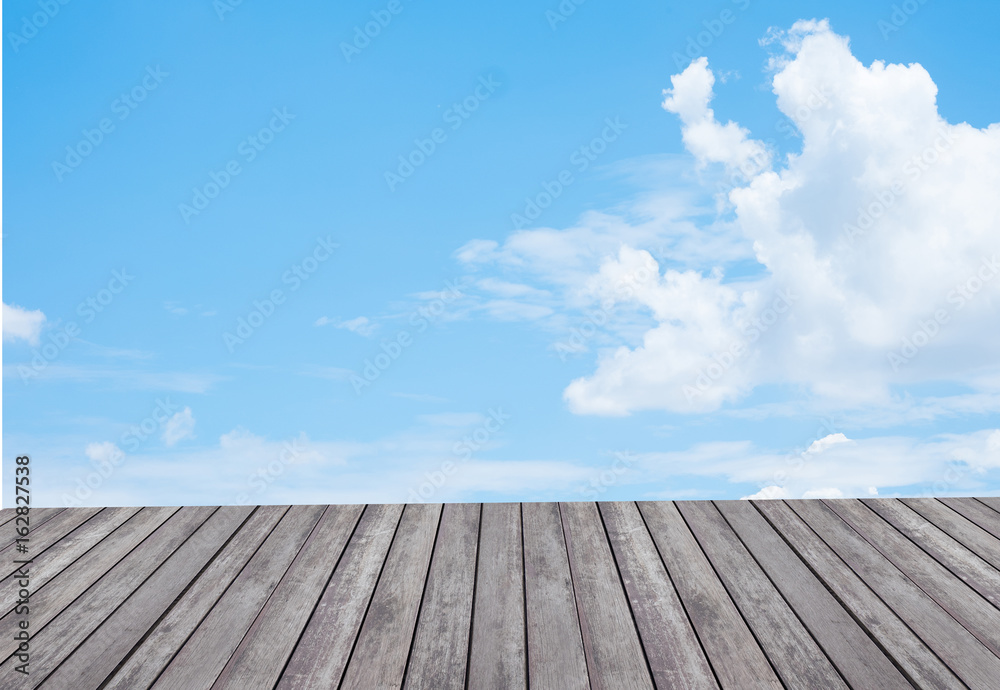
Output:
[[3, 0, 1000, 508]]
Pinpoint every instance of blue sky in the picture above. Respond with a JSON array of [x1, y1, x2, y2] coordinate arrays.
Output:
[[4, 0, 1000, 507]]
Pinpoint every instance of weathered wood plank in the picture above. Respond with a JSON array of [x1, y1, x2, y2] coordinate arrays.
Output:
[[678, 501, 848, 688], [0, 508, 66, 555], [638, 501, 781, 689], [0, 508, 100, 569], [0, 507, 139, 616], [789, 499, 1000, 689], [901, 498, 1000, 571], [976, 496, 1000, 518], [601, 501, 718, 690], [404, 502, 481, 690], [340, 503, 442, 689], [938, 497, 1000, 540], [211, 504, 364, 689], [0, 506, 178, 663], [521, 502, 590, 690], [152, 505, 327, 690], [864, 498, 1000, 610], [718, 500, 912, 690], [467, 502, 527, 689], [277, 503, 404, 689], [0, 505, 216, 683], [561, 501, 654, 689], [41, 506, 254, 689], [103, 506, 289, 690]]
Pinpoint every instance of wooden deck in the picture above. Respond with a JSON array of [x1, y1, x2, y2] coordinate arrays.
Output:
[[2, 498, 1000, 688]]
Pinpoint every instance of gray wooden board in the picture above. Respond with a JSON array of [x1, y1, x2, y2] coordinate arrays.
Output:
[[939, 497, 1000, 540], [0, 508, 66, 555], [976, 496, 1000, 518], [863, 498, 1000, 610], [827, 499, 1000, 657], [677, 500, 848, 689], [152, 505, 327, 690], [789, 499, 1000, 689], [467, 502, 527, 689], [210, 504, 364, 690], [637, 501, 782, 690], [717, 500, 912, 690], [340, 503, 442, 689], [0, 508, 100, 570], [41, 506, 254, 689], [521, 502, 590, 690], [102, 506, 289, 690], [0, 505, 216, 685], [0, 506, 178, 664], [600, 501, 718, 690], [404, 502, 481, 690], [901, 498, 1000, 571], [0, 507, 139, 616], [277, 503, 404, 690]]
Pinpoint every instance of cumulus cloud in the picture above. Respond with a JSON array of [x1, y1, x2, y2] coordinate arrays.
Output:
[[162, 407, 196, 446], [3, 303, 46, 345]]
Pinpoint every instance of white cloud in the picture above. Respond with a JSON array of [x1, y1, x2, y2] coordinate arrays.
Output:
[[3, 303, 46, 345], [741, 485, 789, 500], [806, 433, 852, 454], [85, 441, 124, 466], [315, 315, 377, 336], [161, 407, 196, 447], [801, 487, 844, 499]]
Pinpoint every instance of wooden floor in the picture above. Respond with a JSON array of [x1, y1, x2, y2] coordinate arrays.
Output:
[[2, 498, 1000, 688]]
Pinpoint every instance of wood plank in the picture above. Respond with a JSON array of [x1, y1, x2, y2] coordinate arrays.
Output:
[[0, 506, 178, 663], [718, 500, 912, 690], [637, 501, 781, 690], [0, 508, 100, 568], [152, 505, 327, 690], [467, 502, 527, 689], [601, 501, 718, 690], [0, 505, 216, 682], [277, 503, 404, 689], [41, 506, 255, 689], [561, 502, 653, 689], [522, 502, 590, 690], [210, 504, 364, 689], [103, 506, 289, 690], [0, 508, 66, 554], [0, 507, 139, 615], [678, 501, 848, 689], [864, 498, 1000, 609], [976, 496, 1000, 518], [902, 498, 1000, 571], [789, 499, 1000, 689], [340, 503, 442, 689], [404, 503, 481, 690], [938, 497, 1000, 540]]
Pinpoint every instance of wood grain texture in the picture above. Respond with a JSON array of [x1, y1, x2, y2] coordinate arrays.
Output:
[[939, 496, 1000, 540], [103, 506, 289, 690], [340, 503, 442, 689], [277, 503, 404, 690], [0, 508, 65, 555], [42, 506, 254, 689], [718, 500, 912, 690], [601, 501, 718, 690], [638, 501, 782, 690], [678, 501, 848, 689], [467, 502, 527, 689], [901, 497, 1000, 571], [790, 499, 1000, 689], [404, 502, 481, 690], [522, 502, 590, 690], [152, 505, 327, 690]]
